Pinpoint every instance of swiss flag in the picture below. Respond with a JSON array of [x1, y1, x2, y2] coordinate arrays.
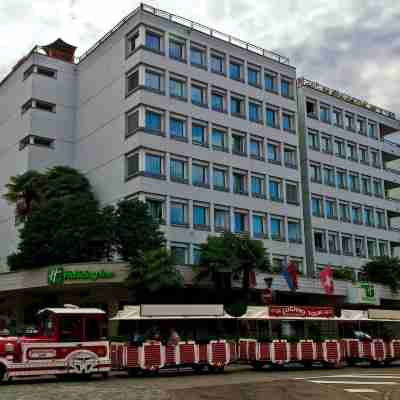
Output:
[[320, 266, 334, 295]]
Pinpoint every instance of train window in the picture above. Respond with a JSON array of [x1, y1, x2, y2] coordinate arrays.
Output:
[[85, 319, 101, 341], [59, 318, 83, 342]]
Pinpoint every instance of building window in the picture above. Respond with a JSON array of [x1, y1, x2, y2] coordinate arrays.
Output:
[[267, 142, 281, 164], [286, 182, 299, 204], [336, 169, 347, 190], [171, 243, 188, 264], [169, 76, 187, 99], [252, 214, 266, 238], [325, 198, 337, 219], [272, 256, 286, 273], [190, 45, 206, 68], [19, 135, 54, 151], [281, 78, 293, 98], [248, 66, 261, 87], [145, 69, 163, 92], [368, 121, 377, 139], [371, 150, 380, 168], [125, 151, 139, 179], [367, 239, 377, 258], [251, 175, 265, 198], [230, 94, 245, 117], [332, 108, 343, 127], [270, 216, 284, 241], [170, 158, 187, 183], [320, 104, 330, 123], [193, 204, 209, 229], [213, 167, 228, 191], [328, 232, 340, 254], [249, 100, 262, 123], [282, 112, 295, 132], [145, 31, 162, 52], [376, 210, 386, 229], [310, 163, 322, 183], [349, 172, 360, 193], [323, 166, 335, 187], [170, 200, 188, 226], [308, 129, 320, 150], [359, 146, 369, 164], [192, 162, 209, 187], [214, 207, 230, 232], [321, 135, 333, 154], [334, 138, 346, 158], [145, 109, 163, 133], [312, 196, 324, 217], [169, 36, 186, 61], [352, 204, 363, 225], [250, 137, 263, 160], [373, 179, 383, 197], [211, 52, 225, 74], [234, 211, 248, 233], [191, 82, 207, 107], [126, 68, 139, 95], [229, 60, 243, 81], [233, 171, 248, 195], [342, 235, 353, 256], [269, 178, 283, 202], [357, 117, 366, 135], [232, 132, 247, 155], [170, 115, 187, 140], [192, 121, 207, 146], [288, 220, 301, 243], [339, 202, 350, 222], [355, 237, 366, 257], [379, 241, 388, 257], [314, 231, 326, 252], [364, 207, 374, 227], [266, 107, 279, 128], [347, 142, 358, 161], [145, 153, 163, 177], [212, 127, 228, 151], [211, 89, 226, 112], [192, 246, 202, 265], [264, 71, 277, 92], [345, 113, 355, 131], [306, 99, 317, 118], [146, 197, 165, 223], [361, 175, 372, 195], [126, 30, 139, 55]]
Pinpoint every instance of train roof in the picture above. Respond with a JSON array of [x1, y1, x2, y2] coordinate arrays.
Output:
[[38, 306, 106, 316]]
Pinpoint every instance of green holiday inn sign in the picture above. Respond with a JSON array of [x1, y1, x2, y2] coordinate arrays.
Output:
[[48, 266, 115, 285]]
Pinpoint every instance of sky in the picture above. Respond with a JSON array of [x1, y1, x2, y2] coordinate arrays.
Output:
[[0, 0, 399, 115]]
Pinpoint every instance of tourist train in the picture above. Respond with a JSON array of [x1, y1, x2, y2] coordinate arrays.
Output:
[[1, 304, 400, 382]]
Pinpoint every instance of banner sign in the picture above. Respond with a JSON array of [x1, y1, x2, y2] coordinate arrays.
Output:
[[269, 305, 334, 318], [48, 266, 115, 285], [347, 283, 380, 306]]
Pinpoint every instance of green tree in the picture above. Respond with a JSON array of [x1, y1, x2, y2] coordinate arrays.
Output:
[[126, 248, 183, 300], [362, 256, 400, 292], [3, 170, 44, 223], [197, 232, 270, 303], [114, 198, 165, 261]]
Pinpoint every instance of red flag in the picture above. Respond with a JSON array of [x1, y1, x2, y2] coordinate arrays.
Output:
[[320, 266, 334, 295], [287, 261, 299, 290]]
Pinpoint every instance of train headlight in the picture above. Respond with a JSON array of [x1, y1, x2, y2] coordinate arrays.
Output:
[[5, 343, 14, 353]]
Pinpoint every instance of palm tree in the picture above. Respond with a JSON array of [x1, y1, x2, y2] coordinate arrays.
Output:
[[3, 171, 44, 223]]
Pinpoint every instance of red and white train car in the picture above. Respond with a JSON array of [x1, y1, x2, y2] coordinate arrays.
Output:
[[0, 305, 111, 382]]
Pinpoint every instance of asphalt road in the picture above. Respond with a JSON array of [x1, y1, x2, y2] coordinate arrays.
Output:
[[2, 365, 400, 400]]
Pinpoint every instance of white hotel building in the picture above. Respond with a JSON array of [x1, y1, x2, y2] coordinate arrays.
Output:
[[0, 3, 399, 283]]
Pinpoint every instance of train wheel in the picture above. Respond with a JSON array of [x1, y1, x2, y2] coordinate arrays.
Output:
[[384, 360, 392, 367], [347, 358, 356, 367], [252, 361, 264, 371], [128, 368, 140, 377], [217, 366, 225, 373], [193, 364, 206, 373], [302, 361, 313, 369]]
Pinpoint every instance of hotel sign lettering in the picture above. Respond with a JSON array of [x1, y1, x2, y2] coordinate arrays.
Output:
[[269, 305, 334, 318], [48, 266, 115, 285]]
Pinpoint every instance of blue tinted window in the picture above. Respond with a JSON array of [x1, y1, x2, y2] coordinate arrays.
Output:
[[194, 206, 207, 225], [213, 169, 225, 187], [269, 181, 280, 200], [265, 74, 275, 91], [234, 213, 245, 232], [270, 218, 281, 237], [248, 68, 259, 86], [231, 97, 241, 114], [145, 154, 162, 175], [193, 165, 207, 184], [249, 102, 260, 122], [230, 62, 241, 80], [170, 159, 185, 179], [212, 129, 225, 147], [191, 86, 203, 104], [191, 47, 205, 66], [170, 79, 185, 98], [288, 222, 300, 241], [171, 204, 184, 224], [145, 111, 161, 131], [146, 32, 161, 51], [212, 94, 224, 112], [145, 71, 161, 90], [266, 109, 276, 127], [252, 176, 262, 195], [281, 80, 290, 97], [170, 118, 185, 137], [192, 124, 205, 144], [250, 140, 260, 158], [169, 40, 183, 60], [283, 114, 290, 130], [211, 55, 224, 73], [253, 215, 263, 236]]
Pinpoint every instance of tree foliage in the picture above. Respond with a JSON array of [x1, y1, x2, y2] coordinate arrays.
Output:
[[362, 256, 400, 292], [197, 232, 270, 303]]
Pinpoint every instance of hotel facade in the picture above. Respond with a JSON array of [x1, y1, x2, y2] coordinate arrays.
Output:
[[0, 3, 399, 287]]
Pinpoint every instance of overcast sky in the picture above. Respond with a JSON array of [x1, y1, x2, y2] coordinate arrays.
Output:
[[1, 0, 399, 114]]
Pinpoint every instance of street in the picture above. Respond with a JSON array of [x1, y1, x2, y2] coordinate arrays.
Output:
[[2, 365, 400, 400]]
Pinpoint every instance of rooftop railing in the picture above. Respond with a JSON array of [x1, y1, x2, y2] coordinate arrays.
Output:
[[298, 77, 398, 121], [78, 3, 291, 65]]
